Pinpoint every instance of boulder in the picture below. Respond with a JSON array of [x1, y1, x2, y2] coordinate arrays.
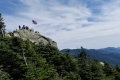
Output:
[[5, 29, 58, 48]]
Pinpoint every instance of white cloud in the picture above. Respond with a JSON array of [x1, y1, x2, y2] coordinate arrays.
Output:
[[2, 0, 120, 49]]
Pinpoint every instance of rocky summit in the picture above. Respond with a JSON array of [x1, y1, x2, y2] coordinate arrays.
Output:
[[5, 29, 57, 48]]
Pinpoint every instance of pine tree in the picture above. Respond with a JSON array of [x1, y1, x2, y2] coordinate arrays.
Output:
[[0, 13, 6, 38], [77, 47, 92, 80]]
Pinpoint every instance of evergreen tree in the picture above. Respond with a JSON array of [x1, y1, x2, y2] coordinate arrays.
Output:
[[0, 13, 6, 38], [103, 61, 116, 79], [90, 59, 105, 80], [77, 47, 92, 80], [115, 64, 120, 72], [0, 65, 12, 80]]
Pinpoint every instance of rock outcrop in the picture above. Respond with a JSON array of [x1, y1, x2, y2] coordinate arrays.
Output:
[[6, 29, 57, 48]]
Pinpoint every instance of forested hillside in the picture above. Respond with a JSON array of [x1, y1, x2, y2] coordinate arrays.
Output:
[[0, 38, 120, 80], [61, 48, 120, 66], [99, 47, 120, 53], [0, 13, 120, 80]]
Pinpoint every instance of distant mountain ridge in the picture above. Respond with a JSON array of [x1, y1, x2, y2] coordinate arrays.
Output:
[[99, 47, 120, 54], [61, 47, 120, 66]]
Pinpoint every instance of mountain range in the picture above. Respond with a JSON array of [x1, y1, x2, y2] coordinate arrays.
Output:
[[61, 47, 120, 66]]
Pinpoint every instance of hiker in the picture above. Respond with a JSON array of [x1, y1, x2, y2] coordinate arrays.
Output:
[[22, 25, 25, 29], [35, 31, 37, 33], [26, 26, 29, 30], [19, 25, 21, 30]]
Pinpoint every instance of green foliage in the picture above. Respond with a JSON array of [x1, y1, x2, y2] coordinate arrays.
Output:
[[0, 37, 120, 80], [0, 13, 6, 38], [77, 48, 92, 80], [103, 61, 116, 77], [0, 13, 6, 30], [90, 59, 105, 80], [0, 65, 12, 80]]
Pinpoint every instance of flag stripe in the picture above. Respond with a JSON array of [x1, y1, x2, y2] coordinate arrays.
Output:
[[32, 20, 37, 24]]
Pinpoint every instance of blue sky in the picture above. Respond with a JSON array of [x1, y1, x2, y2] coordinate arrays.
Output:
[[0, 0, 120, 49]]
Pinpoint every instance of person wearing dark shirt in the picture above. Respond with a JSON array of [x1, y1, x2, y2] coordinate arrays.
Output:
[[19, 25, 21, 30]]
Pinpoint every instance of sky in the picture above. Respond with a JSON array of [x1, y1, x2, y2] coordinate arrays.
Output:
[[0, 0, 120, 50]]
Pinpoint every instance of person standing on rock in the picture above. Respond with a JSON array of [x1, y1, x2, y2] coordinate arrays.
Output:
[[22, 25, 25, 29], [19, 25, 21, 30], [26, 26, 29, 30]]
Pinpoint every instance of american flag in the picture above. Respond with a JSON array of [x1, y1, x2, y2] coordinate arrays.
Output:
[[32, 20, 37, 24]]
